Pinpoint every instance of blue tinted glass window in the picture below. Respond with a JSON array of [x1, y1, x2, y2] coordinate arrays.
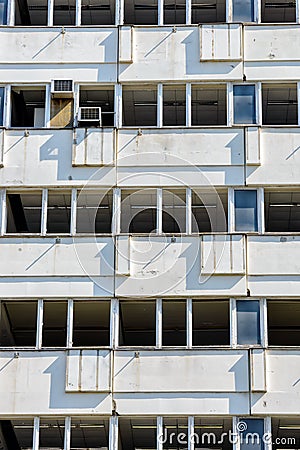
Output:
[[239, 419, 264, 450], [233, 85, 256, 124], [235, 190, 258, 232], [237, 300, 261, 345], [0, 88, 4, 126], [233, 0, 254, 21], [0, 0, 7, 24]]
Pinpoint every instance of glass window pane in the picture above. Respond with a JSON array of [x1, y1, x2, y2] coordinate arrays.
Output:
[[0, 87, 4, 125], [232, 0, 254, 21], [239, 419, 264, 450], [0, 0, 7, 24], [235, 190, 258, 232], [233, 85, 256, 124], [237, 300, 261, 345]]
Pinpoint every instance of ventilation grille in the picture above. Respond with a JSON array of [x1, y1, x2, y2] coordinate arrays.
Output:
[[53, 79, 73, 92], [78, 107, 102, 122]]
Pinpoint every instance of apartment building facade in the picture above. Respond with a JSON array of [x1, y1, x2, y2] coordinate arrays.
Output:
[[0, 0, 300, 447]]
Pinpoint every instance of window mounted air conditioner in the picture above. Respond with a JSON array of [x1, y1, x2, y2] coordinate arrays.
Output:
[[51, 79, 74, 98], [78, 107, 102, 125]]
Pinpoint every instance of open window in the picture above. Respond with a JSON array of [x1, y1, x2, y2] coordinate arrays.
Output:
[[0, 301, 37, 346], [265, 191, 300, 232], [11, 87, 45, 127], [6, 192, 42, 234], [272, 417, 300, 449], [73, 301, 110, 346], [119, 301, 156, 346], [81, 0, 115, 24], [192, 190, 228, 233], [53, 0, 75, 24], [233, 85, 256, 125], [162, 300, 186, 346], [261, 0, 296, 22], [268, 300, 300, 346], [122, 86, 157, 126], [42, 301, 67, 347], [15, 0, 47, 25], [39, 419, 65, 449], [163, 85, 186, 126], [163, 418, 188, 446], [76, 190, 113, 234], [119, 418, 157, 450], [0, 420, 33, 449], [163, 189, 186, 233], [193, 300, 230, 346], [262, 84, 298, 125], [79, 86, 115, 127], [192, 0, 226, 23], [234, 190, 258, 232], [70, 418, 109, 449], [121, 189, 157, 233], [124, 0, 158, 24], [164, 0, 185, 25], [47, 191, 71, 234], [192, 85, 227, 126], [236, 300, 261, 345]]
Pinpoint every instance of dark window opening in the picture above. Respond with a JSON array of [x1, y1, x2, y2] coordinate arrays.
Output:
[[261, 0, 296, 22], [6, 192, 42, 233], [163, 418, 188, 448], [121, 189, 157, 233], [122, 86, 157, 126], [164, 0, 185, 26], [192, 190, 228, 233], [237, 300, 261, 345], [42, 301, 67, 347], [192, 85, 227, 126], [194, 418, 233, 448], [73, 301, 110, 346], [265, 191, 300, 232], [119, 418, 157, 450], [119, 301, 156, 346], [53, 0, 75, 24], [191, 0, 226, 23], [268, 301, 300, 346], [0, 301, 37, 346], [124, 0, 158, 24], [15, 0, 47, 25], [234, 190, 258, 232], [81, 0, 115, 24], [0, 420, 33, 450], [162, 300, 186, 346], [193, 300, 230, 345], [163, 190, 186, 233], [70, 418, 109, 449], [76, 191, 112, 233], [272, 417, 300, 450], [79, 87, 115, 127], [11, 88, 45, 127], [39, 419, 65, 449], [262, 84, 298, 125], [163, 85, 186, 126], [47, 191, 71, 234]]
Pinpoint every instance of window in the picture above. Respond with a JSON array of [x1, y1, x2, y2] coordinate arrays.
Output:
[[76, 191, 112, 234], [122, 86, 157, 126], [238, 419, 264, 450], [262, 84, 298, 125], [234, 190, 258, 232], [233, 85, 256, 125], [81, 0, 115, 24], [236, 300, 261, 345], [11, 87, 46, 127], [121, 189, 157, 233], [163, 190, 186, 233], [268, 301, 300, 346], [164, 0, 185, 24], [124, 0, 158, 24], [261, 0, 296, 22], [192, 85, 227, 126], [70, 418, 109, 449], [53, 0, 75, 24], [119, 418, 157, 449], [119, 301, 156, 346], [0, 0, 7, 24], [0, 87, 4, 126], [265, 191, 300, 232], [191, 0, 226, 23], [192, 190, 228, 233], [39, 419, 65, 449], [73, 301, 110, 347], [79, 86, 115, 127], [163, 85, 186, 126], [42, 301, 67, 347], [47, 191, 71, 234], [232, 0, 254, 21], [0, 420, 34, 449], [0, 301, 37, 346], [6, 192, 42, 233], [162, 300, 186, 346], [15, 0, 47, 25], [193, 300, 230, 346]]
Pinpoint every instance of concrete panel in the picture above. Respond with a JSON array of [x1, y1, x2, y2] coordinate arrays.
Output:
[[66, 350, 110, 392], [248, 275, 300, 297], [0, 351, 112, 415], [72, 128, 115, 166], [119, 27, 243, 82], [118, 128, 244, 167], [0, 237, 114, 277], [0, 28, 117, 63], [244, 61, 300, 81], [114, 350, 249, 393], [119, 26, 133, 63], [246, 129, 300, 185], [115, 235, 130, 276], [251, 349, 266, 392], [246, 127, 260, 166], [200, 24, 241, 61], [201, 235, 245, 275], [114, 392, 250, 415], [251, 350, 300, 415], [1, 129, 116, 186]]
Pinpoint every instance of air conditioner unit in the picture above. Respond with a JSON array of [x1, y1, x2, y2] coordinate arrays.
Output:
[[51, 79, 74, 98], [78, 107, 102, 125]]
